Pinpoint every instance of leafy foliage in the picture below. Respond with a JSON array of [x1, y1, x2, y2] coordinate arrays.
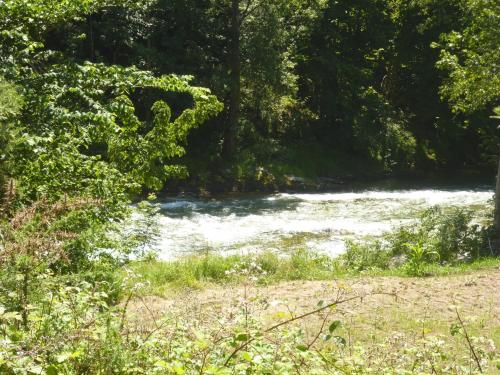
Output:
[[1, 0, 222, 203], [341, 207, 489, 274], [0, 0, 499, 373], [12, 63, 222, 200], [0, 256, 497, 374], [436, 0, 500, 114], [0, 77, 23, 204]]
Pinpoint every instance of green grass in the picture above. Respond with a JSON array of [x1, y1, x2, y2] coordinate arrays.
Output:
[[128, 249, 337, 294], [126, 249, 500, 295]]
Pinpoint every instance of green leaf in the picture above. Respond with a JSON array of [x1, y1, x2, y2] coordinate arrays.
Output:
[[450, 323, 461, 336], [235, 333, 249, 342], [28, 366, 43, 374], [56, 352, 71, 363], [329, 320, 341, 333]]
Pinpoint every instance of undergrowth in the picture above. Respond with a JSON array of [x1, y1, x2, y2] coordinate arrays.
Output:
[[2, 268, 498, 374]]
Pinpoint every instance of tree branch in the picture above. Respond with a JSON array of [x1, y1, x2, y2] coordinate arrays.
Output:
[[223, 292, 397, 366]]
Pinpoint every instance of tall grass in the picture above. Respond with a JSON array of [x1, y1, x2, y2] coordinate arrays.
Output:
[[128, 249, 338, 293], [128, 249, 500, 294]]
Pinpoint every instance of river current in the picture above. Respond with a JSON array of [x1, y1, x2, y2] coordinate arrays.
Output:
[[154, 189, 493, 259]]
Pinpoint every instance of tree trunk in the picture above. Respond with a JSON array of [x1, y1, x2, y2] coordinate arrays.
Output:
[[223, 0, 241, 158], [495, 156, 500, 237]]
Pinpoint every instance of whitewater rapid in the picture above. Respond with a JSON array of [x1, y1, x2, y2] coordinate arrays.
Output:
[[154, 189, 493, 259]]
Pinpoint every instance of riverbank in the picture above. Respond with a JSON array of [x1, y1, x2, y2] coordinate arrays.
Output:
[[120, 185, 500, 373], [129, 267, 500, 334], [163, 166, 495, 197], [126, 266, 500, 374], [128, 251, 500, 295]]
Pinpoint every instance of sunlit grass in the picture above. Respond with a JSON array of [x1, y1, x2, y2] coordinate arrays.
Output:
[[127, 249, 500, 295]]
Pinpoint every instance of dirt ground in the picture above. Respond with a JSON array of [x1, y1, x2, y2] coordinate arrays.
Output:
[[128, 268, 500, 341]]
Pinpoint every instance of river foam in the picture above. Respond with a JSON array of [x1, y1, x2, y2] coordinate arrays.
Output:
[[155, 189, 493, 259]]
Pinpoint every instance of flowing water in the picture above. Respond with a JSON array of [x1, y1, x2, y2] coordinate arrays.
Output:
[[155, 188, 494, 259]]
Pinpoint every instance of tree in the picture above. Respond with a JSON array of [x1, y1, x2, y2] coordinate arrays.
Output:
[[497, 155, 500, 234], [436, 0, 500, 234], [122, 0, 324, 168], [297, 0, 418, 170], [385, 0, 468, 169], [222, 0, 241, 157], [492, 108, 500, 234], [1, 0, 223, 200], [220, 0, 317, 158]]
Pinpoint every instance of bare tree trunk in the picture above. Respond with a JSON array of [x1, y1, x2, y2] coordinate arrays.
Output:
[[495, 156, 500, 236], [223, 0, 241, 158]]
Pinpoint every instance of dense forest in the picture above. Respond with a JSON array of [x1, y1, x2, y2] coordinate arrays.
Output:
[[1, 0, 499, 195], [0, 0, 499, 373]]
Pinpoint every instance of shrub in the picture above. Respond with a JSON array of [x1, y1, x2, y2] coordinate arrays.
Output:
[[403, 242, 440, 276], [390, 207, 487, 263], [341, 206, 490, 275], [341, 240, 393, 271]]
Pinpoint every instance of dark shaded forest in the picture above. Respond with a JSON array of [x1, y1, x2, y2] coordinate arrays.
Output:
[[4, 0, 498, 194]]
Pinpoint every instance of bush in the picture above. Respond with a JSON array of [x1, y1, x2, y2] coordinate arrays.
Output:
[[340, 240, 393, 271], [341, 207, 490, 275], [0, 198, 497, 373], [390, 207, 487, 263]]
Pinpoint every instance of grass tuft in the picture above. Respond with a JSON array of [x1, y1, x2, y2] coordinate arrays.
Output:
[[128, 249, 500, 295]]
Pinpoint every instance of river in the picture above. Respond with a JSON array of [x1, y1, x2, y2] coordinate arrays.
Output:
[[154, 188, 493, 259]]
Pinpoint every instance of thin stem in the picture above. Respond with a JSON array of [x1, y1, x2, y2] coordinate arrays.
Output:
[[455, 308, 483, 373], [224, 293, 395, 366]]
